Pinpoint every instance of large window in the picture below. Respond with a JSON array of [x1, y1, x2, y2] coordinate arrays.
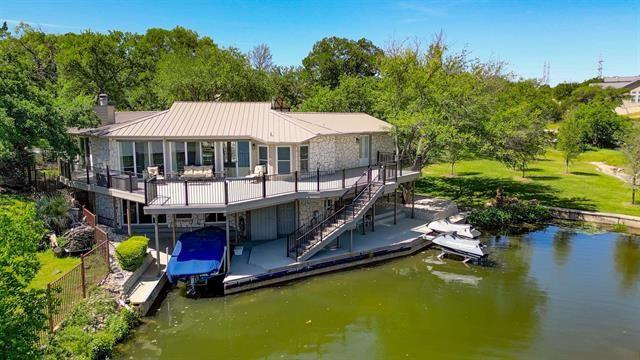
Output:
[[170, 141, 186, 173], [277, 146, 291, 174], [119, 141, 134, 173], [134, 141, 149, 175], [120, 141, 165, 176], [300, 145, 309, 173], [186, 142, 200, 166], [202, 141, 215, 169], [237, 141, 250, 176]]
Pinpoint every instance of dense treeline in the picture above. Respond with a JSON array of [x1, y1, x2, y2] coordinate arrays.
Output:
[[0, 24, 630, 182]]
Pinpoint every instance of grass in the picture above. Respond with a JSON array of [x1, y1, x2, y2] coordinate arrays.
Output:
[[418, 148, 640, 216], [30, 250, 80, 289]]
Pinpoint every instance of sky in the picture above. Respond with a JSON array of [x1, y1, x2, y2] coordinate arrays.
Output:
[[1, 0, 638, 85]]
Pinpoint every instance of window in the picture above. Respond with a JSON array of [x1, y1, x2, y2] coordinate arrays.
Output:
[[223, 141, 237, 177], [149, 141, 164, 174], [170, 141, 186, 173], [205, 213, 226, 223], [119, 141, 134, 173], [300, 145, 309, 173], [186, 142, 200, 166], [135, 141, 149, 175], [237, 141, 250, 176], [258, 145, 268, 173], [277, 146, 291, 174], [202, 141, 215, 169]]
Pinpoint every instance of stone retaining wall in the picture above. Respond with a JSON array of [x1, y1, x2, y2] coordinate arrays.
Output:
[[550, 207, 640, 229]]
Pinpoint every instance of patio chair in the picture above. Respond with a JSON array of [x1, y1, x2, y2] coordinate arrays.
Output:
[[245, 165, 266, 183], [146, 166, 164, 180]]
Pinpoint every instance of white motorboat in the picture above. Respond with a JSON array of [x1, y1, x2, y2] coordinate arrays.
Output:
[[432, 233, 488, 263], [427, 219, 481, 239]]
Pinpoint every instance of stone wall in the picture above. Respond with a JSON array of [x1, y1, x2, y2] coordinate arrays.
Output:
[[308, 136, 336, 171], [372, 133, 395, 162], [95, 193, 116, 224], [335, 135, 360, 169], [298, 198, 326, 224], [89, 137, 116, 168]]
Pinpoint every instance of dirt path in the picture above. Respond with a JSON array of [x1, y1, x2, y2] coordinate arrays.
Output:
[[589, 161, 632, 183]]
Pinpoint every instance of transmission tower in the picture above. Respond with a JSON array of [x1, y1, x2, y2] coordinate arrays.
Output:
[[597, 56, 604, 79], [542, 61, 550, 85]]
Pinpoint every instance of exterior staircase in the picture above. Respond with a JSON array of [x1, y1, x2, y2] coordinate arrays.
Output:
[[287, 168, 386, 261]]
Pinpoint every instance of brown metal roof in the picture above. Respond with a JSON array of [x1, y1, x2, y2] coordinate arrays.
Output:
[[92, 102, 391, 143]]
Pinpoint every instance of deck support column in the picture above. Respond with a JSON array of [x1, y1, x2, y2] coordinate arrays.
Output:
[[225, 214, 231, 274], [393, 187, 397, 225], [411, 181, 415, 219], [349, 229, 353, 252], [234, 213, 239, 244], [371, 205, 375, 232], [171, 214, 177, 252], [154, 215, 161, 277], [126, 200, 132, 236]]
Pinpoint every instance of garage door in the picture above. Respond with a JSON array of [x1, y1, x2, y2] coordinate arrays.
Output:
[[277, 202, 296, 237], [250, 206, 277, 240]]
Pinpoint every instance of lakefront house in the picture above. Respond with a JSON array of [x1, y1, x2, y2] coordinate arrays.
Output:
[[60, 94, 422, 294]]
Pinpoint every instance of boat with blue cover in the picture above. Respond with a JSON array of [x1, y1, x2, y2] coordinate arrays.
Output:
[[167, 227, 227, 297]]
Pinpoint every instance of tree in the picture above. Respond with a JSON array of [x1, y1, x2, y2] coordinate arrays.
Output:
[[623, 124, 640, 204], [491, 104, 547, 178], [296, 76, 380, 114], [302, 37, 382, 88], [249, 44, 273, 71], [557, 116, 584, 173], [270, 66, 306, 108], [0, 198, 48, 359], [568, 102, 629, 148]]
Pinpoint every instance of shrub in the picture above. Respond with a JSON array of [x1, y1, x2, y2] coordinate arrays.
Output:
[[468, 202, 551, 230], [36, 194, 73, 235], [115, 236, 149, 271]]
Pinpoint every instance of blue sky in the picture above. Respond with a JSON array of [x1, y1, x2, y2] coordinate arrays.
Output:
[[1, 0, 638, 84]]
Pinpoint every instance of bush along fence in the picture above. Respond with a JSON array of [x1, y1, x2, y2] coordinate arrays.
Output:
[[45, 209, 111, 332]]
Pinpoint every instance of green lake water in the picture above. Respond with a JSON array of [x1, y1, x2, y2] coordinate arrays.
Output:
[[118, 225, 640, 359]]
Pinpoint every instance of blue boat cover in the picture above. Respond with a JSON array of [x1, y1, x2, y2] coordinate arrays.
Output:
[[167, 227, 226, 283]]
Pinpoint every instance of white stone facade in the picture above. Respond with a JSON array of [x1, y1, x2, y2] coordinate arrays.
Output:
[[95, 193, 116, 223], [308, 133, 395, 171], [298, 198, 327, 224], [372, 133, 396, 161], [89, 137, 117, 168]]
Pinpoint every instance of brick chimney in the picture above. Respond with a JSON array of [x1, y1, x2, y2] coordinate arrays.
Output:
[[94, 93, 115, 126]]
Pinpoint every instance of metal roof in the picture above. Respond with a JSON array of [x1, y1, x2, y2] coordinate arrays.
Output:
[[83, 102, 391, 143]]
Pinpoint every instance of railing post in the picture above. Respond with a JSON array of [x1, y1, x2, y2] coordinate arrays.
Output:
[[294, 171, 298, 192], [43, 172, 47, 192], [144, 179, 148, 205], [398, 158, 402, 177], [184, 180, 189, 205], [80, 255, 87, 298], [382, 165, 386, 185], [86, 166, 90, 184], [224, 181, 229, 205], [342, 168, 346, 189], [262, 174, 267, 198], [316, 168, 320, 192], [106, 166, 111, 188], [66, 162, 72, 181], [128, 173, 133, 193]]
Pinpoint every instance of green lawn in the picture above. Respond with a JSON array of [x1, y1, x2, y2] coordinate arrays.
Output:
[[418, 149, 639, 216], [30, 251, 80, 289]]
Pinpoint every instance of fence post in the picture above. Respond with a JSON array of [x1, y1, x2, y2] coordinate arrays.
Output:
[[86, 166, 90, 184], [184, 180, 189, 206], [342, 168, 346, 189], [80, 256, 87, 298], [128, 173, 133, 192], [106, 166, 111, 188], [262, 174, 267, 198], [224, 181, 229, 205], [47, 283, 54, 332], [316, 168, 320, 192], [382, 165, 386, 185], [294, 171, 298, 192], [398, 159, 402, 177], [43, 172, 47, 192]]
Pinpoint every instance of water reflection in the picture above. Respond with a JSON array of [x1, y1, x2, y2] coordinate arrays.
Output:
[[614, 234, 640, 292], [552, 228, 575, 267], [117, 226, 640, 359]]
